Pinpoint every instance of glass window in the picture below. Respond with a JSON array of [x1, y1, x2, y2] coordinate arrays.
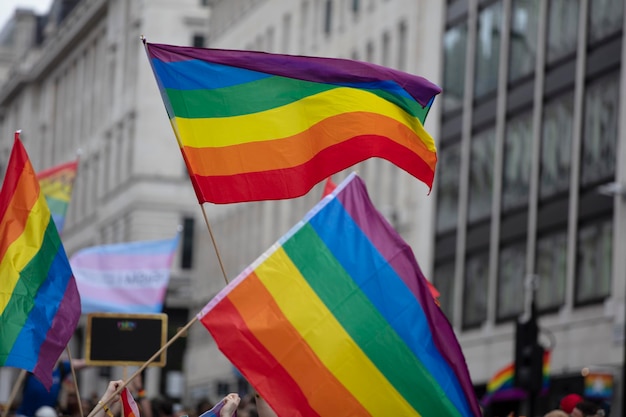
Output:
[[502, 111, 532, 211], [581, 72, 619, 187], [540, 92, 574, 198], [181, 216, 195, 269], [443, 23, 468, 113], [474, 2, 503, 99], [546, 0, 579, 64], [468, 127, 496, 223], [509, 0, 540, 81], [575, 218, 612, 304], [324, 0, 332, 35], [497, 241, 526, 320], [463, 251, 489, 329], [589, 0, 624, 43], [536, 230, 567, 311], [436, 142, 461, 233], [192, 34, 206, 48], [434, 262, 455, 322]]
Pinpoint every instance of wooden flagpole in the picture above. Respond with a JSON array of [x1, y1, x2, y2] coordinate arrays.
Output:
[[1, 370, 26, 417], [200, 204, 230, 285], [66, 345, 85, 417]]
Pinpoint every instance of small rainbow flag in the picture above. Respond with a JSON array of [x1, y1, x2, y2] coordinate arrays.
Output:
[[37, 159, 78, 234], [482, 350, 551, 405], [145, 42, 440, 204], [200, 173, 481, 417], [0, 132, 81, 389]]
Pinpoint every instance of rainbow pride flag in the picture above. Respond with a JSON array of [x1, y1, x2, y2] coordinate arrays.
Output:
[[0, 132, 81, 389], [145, 42, 440, 204], [200, 173, 481, 417], [38, 159, 78, 234]]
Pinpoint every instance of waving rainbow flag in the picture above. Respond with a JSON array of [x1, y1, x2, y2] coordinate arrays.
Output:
[[38, 159, 78, 234], [200, 173, 480, 417], [145, 42, 440, 204], [0, 132, 81, 389]]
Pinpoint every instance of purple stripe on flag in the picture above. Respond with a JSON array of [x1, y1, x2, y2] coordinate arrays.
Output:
[[146, 43, 441, 108], [335, 174, 482, 417], [31, 278, 81, 388]]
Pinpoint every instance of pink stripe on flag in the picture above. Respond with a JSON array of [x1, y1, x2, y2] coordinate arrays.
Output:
[[70, 252, 175, 269], [76, 283, 166, 307]]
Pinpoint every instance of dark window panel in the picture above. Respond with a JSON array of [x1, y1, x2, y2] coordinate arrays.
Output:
[[585, 36, 621, 79], [581, 71, 619, 188], [540, 92, 574, 199], [436, 141, 462, 233], [181, 216, 195, 269], [536, 229, 567, 312], [436, 232, 458, 262], [443, 22, 468, 113], [502, 110, 532, 211], [575, 217, 613, 305], [434, 261, 456, 322], [508, 0, 540, 82], [500, 210, 528, 244], [466, 221, 491, 253], [472, 96, 497, 131], [497, 240, 527, 321], [463, 250, 489, 329], [536, 197, 569, 231], [546, 0, 579, 64], [468, 127, 496, 223], [588, 0, 624, 44], [506, 78, 534, 114], [544, 58, 576, 96], [474, 2, 503, 99]]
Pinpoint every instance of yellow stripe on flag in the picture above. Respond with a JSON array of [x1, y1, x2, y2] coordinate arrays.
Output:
[[172, 87, 436, 151], [255, 247, 421, 417], [0, 194, 51, 315]]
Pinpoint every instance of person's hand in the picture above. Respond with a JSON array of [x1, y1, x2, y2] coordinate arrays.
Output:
[[101, 379, 124, 404], [219, 393, 240, 417]]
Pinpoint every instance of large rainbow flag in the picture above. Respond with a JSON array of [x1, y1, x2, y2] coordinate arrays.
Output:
[[200, 173, 481, 417], [0, 132, 81, 389], [145, 42, 440, 204], [38, 159, 78, 234]]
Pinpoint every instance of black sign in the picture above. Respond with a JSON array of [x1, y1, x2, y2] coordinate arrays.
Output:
[[86, 313, 167, 366]]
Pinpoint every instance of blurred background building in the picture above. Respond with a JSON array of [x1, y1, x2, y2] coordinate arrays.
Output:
[[436, 0, 625, 415], [1, 0, 625, 415]]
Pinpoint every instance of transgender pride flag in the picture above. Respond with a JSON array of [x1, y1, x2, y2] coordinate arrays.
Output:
[[70, 236, 179, 313]]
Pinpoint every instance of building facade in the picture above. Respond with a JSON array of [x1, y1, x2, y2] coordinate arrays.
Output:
[[182, 0, 445, 404], [436, 0, 625, 414], [0, 0, 212, 403]]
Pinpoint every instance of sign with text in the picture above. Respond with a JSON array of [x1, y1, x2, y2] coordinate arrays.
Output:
[[86, 313, 168, 366]]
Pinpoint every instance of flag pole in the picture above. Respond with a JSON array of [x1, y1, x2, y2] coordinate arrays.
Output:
[[66, 345, 85, 417], [86, 316, 198, 417], [1, 370, 26, 417], [200, 204, 229, 285]]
